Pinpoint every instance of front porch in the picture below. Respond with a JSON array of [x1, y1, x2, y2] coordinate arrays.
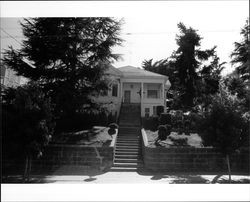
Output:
[[120, 81, 166, 117]]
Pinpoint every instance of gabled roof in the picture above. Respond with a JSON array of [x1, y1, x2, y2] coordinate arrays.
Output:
[[118, 65, 167, 79], [105, 65, 123, 77]]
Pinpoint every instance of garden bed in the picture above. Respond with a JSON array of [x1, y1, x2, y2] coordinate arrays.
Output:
[[51, 126, 117, 147], [145, 129, 204, 148]]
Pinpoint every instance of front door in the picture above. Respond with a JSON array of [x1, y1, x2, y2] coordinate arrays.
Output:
[[124, 90, 131, 103]]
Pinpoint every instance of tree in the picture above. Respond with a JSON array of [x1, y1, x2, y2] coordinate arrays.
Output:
[[200, 83, 249, 182], [231, 19, 250, 82], [195, 53, 225, 109], [2, 18, 123, 118], [142, 23, 224, 109], [2, 82, 54, 182]]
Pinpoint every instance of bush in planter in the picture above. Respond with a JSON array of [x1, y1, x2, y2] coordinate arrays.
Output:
[[183, 120, 191, 135], [169, 136, 188, 146], [170, 110, 184, 129], [176, 120, 184, 135], [108, 123, 119, 135], [156, 105, 164, 116], [159, 113, 171, 125], [157, 125, 170, 140], [142, 116, 159, 131]]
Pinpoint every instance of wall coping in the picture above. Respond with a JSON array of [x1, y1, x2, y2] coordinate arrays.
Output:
[[141, 128, 148, 146], [47, 129, 118, 149], [110, 129, 118, 147]]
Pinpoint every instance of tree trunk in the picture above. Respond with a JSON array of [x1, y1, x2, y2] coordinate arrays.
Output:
[[23, 154, 32, 183], [23, 155, 29, 182], [27, 155, 32, 182], [226, 154, 232, 183]]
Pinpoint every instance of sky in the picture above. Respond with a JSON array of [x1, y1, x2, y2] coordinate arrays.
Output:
[[1, 1, 249, 76]]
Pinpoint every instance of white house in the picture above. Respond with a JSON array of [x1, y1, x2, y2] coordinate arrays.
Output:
[[92, 65, 171, 118]]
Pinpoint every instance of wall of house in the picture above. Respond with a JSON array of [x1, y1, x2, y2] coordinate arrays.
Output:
[[141, 83, 165, 117], [122, 83, 141, 103], [91, 76, 122, 120]]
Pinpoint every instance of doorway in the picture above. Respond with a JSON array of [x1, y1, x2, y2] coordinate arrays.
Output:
[[124, 90, 131, 103]]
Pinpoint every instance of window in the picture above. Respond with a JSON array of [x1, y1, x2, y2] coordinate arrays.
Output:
[[112, 83, 118, 97], [147, 90, 158, 98], [145, 108, 150, 118]]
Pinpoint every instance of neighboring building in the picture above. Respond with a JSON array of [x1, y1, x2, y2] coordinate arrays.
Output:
[[1, 59, 32, 89], [92, 65, 171, 118], [1, 66, 24, 89]]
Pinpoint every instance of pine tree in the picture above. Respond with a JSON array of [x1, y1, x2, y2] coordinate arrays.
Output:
[[2, 18, 123, 117], [231, 19, 250, 82], [142, 23, 224, 109], [173, 23, 225, 108]]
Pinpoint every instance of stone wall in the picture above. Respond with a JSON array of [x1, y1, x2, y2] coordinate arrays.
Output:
[[141, 129, 249, 173], [32, 145, 114, 172], [3, 144, 114, 175]]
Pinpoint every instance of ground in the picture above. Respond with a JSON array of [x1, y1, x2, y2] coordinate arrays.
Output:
[[2, 165, 250, 184], [146, 130, 204, 148], [52, 126, 114, 146]]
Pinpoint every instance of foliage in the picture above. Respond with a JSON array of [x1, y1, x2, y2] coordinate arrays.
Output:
[[157, 125, 168, 141], [200, 83, 249, 152], [108, 123, 119, 129], [168, 136, 188, 146], [142, 117, 159, 131], [2, 82, 54, 159], [55, 111, 116, 134], [142, 23, 224, 109], [142, 58, 175, 78], [2, 17, 123, 118], [231, 19, 250, 81], [108, 123, 119, 135], [159, 113, 172, 125]]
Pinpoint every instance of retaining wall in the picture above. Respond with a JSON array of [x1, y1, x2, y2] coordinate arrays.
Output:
[[3, 144, 114, 175], [34, 145, 113, 171], [141, 129, 250, 173]]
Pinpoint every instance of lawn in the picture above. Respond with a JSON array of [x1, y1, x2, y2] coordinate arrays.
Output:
[[52, 126, 116, 147], [145, 130, 204, 148]]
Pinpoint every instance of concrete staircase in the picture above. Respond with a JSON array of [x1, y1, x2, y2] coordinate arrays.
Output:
[[111, 104, 143, 172]]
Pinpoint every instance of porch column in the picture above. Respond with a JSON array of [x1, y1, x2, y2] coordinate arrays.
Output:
[[141, 82, 144, 117], [162, 82, 165, 112], [141, 82, 144, 101], [120, 81, 123, 103]]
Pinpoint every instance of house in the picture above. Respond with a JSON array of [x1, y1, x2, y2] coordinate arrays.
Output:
[[92, 65, 171, 118], [1, 66, 24, 89], [1, 58, 31, 89]]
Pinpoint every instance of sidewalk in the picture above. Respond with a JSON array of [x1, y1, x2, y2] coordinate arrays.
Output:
[[2, 165, 250, 184]]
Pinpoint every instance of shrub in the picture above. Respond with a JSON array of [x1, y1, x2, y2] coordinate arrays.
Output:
[[183, 120, 191, 135], [169, 110, 184, 129], [55, 111, 116, 134], [176, 120, 184, 134], [156, 105, 164, 116], [157, 125, 169, 140], [159, 113, 171, 125], [108, 123, 119, 135], [142, 117, 159, 131], [169, 136, 188, 146], [109, 123, 119, 129]]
